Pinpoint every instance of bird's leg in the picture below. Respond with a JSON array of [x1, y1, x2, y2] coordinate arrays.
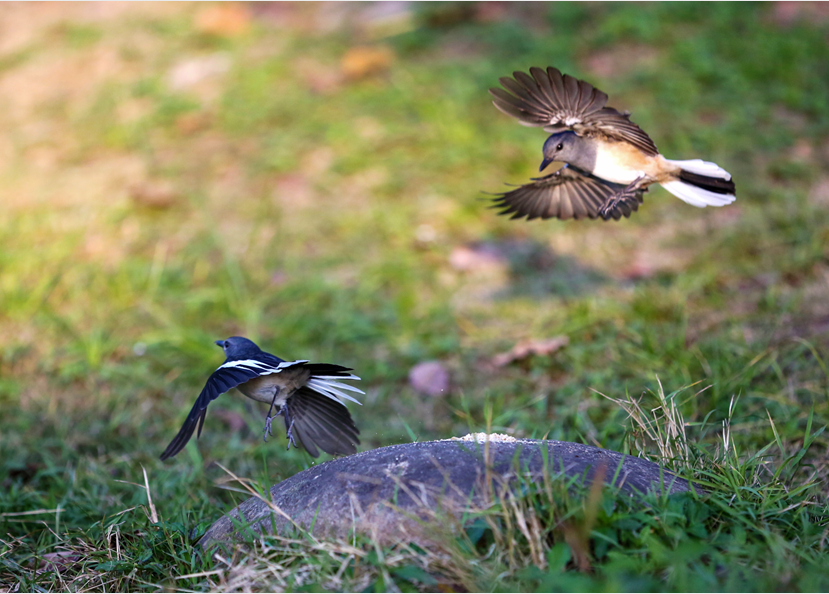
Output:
[[598, 176, 647, 220], [285, 414, 298, 450], [263, 388, 281, 442]]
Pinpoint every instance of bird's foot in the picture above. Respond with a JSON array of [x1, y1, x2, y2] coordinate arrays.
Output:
[[262, 404, 284, 443], [263, 415, 275, 442], [598, 196, 624, 220], [599, 180, 647, 220], [285, 418, 297, 450]]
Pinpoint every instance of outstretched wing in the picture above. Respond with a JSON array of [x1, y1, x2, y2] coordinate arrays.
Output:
[[159, 358, 307, 460], [283, 387, 361, 458], [490, 66, 658, 156], [491, 166, 644, 221]]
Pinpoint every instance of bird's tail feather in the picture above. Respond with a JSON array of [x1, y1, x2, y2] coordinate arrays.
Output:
[[306, 376, 364, 405], [662, 158, 736, 208]]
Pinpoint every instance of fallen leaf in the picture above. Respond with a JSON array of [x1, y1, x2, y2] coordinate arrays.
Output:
[[195, 3, 251, 36], [129, 181, 178, 209], [175, 112, 210, 135], [492, 336, 569, 367], [409, 361, 450, 397], [341, 45, 393, 80], [38, 552, 81, 572]]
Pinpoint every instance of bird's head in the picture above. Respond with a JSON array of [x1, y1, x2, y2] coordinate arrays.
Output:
[[539, 131, 582, 171], [215, 336, 260, 358]]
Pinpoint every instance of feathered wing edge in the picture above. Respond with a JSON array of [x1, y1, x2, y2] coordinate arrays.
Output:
[[159, 364, 267, 460], [490, 66, 659, 156], [489, 66, 609, 129], [282, 363, 363, 458], [284, 387, 361, 458], [159, 359, 306, 461], [490, 166, 645, 222]]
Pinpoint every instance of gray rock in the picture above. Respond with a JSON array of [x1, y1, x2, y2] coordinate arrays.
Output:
[[200, 435, 696, 550]]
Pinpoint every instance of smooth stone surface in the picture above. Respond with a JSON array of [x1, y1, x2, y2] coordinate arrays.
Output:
[[200, 435, 695, 549]]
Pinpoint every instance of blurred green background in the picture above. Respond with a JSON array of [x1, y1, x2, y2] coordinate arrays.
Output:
[[1, 1, 828, 589]]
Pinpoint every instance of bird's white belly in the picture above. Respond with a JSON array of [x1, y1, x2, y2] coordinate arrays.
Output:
[[238, 375, 286, 404], [593, 146, 646, 185]]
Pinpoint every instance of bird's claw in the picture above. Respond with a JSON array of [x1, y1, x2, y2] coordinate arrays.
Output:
[[285, 418, 297, 450], [263, 415, 275, 442], [599, 198, 622, 220], [600, 183, 645, 220]]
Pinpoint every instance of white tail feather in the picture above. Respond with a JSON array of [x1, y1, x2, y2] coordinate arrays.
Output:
[[312, 374, 363, 386], [306, 377, 364, 405], [665, 158, 732, 180], [661, 181, 735, 208]]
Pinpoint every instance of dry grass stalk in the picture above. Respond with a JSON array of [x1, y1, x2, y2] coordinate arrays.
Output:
[[596, 376, 698, 467]]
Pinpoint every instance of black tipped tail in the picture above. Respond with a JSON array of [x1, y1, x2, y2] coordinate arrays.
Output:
[[678, 169, 735, 195]]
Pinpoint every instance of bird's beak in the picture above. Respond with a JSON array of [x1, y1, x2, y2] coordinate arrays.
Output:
[[539, 158, 553, 172], [214, 340, 224, 347]]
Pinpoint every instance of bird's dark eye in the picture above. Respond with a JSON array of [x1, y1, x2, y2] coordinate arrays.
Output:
[[556, 143, 563, 151]]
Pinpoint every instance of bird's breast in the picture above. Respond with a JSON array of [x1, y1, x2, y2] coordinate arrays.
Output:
[[236, 367, 312, 404], [592, 142, 656, 185]]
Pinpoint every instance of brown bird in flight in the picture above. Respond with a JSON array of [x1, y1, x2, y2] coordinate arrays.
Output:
[[489, 67, 736, 221]]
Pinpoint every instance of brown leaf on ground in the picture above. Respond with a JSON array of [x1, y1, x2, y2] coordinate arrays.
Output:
[[175, 112, 211, 135], [409, 361, 450, 397], [341, 46, 393, 80], [195, 3, 251, 37], [492, 336, 569, 367], [37, 551, 81, 572], [129, 181, 178, 209]]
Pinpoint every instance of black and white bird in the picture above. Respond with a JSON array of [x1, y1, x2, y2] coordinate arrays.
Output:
[[159, 337, 362, 460], [489, 67, 736, 221]]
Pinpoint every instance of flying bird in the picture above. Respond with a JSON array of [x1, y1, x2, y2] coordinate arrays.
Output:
[[489, 67, 736, 221], [160, 336, 362, 460]]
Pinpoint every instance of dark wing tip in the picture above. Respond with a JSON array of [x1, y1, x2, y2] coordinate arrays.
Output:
[[159, 404, 207, 461], [488, 168, 622, 222]]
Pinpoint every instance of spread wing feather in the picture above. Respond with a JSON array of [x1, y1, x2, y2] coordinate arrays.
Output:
[[490, 66, 658, 156], [284, 387, 360, 457], [159, 358, 308, 461], [491, 166, 644, 221], [159, 363, 271, 460]]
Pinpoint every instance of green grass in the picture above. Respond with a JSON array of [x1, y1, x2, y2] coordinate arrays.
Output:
[[2, 2, 829, 591]]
